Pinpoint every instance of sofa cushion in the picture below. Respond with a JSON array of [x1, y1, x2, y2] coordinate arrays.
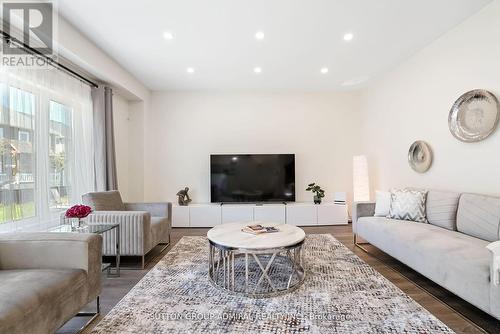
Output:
[[357, 217, 491, 313], [457, 193, 500, 242], [82, 190, 125, 211], [388, 188, 427, 223], [426, 190, 460, 231], [0, 269, 88, 334], [374, 191, 391, 217]]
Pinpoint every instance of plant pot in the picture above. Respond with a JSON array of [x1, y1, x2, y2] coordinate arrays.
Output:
[[314, 196, 322, 204]]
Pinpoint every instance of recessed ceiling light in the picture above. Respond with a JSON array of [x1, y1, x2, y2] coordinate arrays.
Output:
[[163, 31, 174, 40], [253, 67, 262, 74], [343, 33, 354, 41], [186, 67, 195, 74], [320, 67, 329, 74], [255, 31, 265, 40]]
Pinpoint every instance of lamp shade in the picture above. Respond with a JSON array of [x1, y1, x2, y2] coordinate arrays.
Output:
[[353, 155, 370, 202]]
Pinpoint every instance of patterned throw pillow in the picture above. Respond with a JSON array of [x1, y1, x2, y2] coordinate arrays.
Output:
[[387, 188, 428, 223]]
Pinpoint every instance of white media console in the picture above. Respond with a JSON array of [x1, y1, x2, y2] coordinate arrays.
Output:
[[172, 202, 348, 227]]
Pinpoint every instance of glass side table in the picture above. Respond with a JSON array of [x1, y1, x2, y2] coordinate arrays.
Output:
[[50, 224, 120, 277]]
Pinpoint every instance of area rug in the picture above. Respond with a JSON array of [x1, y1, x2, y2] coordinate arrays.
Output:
[[90, 234, 454, 333]]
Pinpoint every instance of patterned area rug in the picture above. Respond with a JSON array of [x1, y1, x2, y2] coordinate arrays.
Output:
[[90, 234, 454, 333]]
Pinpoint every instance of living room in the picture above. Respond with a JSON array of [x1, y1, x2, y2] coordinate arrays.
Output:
[[1, 0, 500, 333]]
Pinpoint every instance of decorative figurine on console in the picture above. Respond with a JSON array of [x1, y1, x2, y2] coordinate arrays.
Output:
[[176, 187, 192, 206]]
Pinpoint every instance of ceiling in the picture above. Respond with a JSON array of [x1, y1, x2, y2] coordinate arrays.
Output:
[[58, 0, 491, 92]]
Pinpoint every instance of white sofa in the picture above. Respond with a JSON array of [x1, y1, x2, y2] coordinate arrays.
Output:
[[353, 190, 500, 320]]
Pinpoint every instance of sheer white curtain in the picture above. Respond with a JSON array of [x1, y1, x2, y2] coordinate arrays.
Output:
[[0, 66, 94, 232]]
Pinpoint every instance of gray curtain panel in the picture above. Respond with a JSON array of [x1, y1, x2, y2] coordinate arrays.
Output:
[[91, 86, 118, 191]]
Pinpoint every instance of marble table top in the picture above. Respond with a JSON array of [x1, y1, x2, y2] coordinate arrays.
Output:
[[207, 221, 305, 250]]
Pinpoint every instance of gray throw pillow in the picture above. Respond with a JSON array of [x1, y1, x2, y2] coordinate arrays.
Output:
[[388, 188, 428, 223], [82, 190, 125, 211], [426, 190, 460, 230]]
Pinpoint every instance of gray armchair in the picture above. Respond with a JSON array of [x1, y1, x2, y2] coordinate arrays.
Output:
[[82, 190, 171, 268], [0, 232, 102, 334]]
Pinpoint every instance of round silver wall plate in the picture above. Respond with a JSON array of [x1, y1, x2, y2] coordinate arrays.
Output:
[[408, 140, 432, 173], [449, 89, 499, 142]]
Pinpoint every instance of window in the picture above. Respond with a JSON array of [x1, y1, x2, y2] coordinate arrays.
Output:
[[49, 101, 73, 209], [0, 67, 94, 230], [18, 130, 30, 142], [0, 86, 35, 223]]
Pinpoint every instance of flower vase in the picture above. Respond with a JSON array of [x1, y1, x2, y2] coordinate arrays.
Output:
[[71, 218, 84, 231], [65, 205, 92, 231]]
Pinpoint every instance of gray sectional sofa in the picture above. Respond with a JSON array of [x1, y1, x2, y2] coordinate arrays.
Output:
[[0, 233, 102, 334], [353, 190, 500, 320]]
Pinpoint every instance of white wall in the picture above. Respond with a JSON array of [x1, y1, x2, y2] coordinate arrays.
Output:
[[360, 0, 500, 196], [128, 101, 146, 202], [113, 94, 131, 199], [54, 16, 149, 201], [145, 92, 361, 204], [112, 94, 146, 202]]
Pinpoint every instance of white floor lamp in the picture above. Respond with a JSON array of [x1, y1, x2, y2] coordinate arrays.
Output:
[[353, 155, 370, 202]]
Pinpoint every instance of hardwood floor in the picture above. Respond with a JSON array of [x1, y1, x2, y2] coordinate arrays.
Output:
[[59, 224, 500, 334]]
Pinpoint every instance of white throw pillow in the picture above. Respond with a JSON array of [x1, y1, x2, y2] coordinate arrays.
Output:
[[387, 188, 428, 223], [374, 191, 391, 217]]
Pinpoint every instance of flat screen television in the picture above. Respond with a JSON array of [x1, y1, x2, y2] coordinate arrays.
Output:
[[210, 154, 295, 203]]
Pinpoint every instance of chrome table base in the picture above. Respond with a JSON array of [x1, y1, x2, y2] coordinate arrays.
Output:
[[208, 240, 305, 298]]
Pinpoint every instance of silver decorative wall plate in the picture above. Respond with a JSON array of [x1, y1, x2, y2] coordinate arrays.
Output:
[[449, 89, 499, 142], [408, 141, 432, 173]]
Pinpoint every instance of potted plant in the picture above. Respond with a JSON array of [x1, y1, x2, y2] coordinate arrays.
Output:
[[306, 183, 325, 204], [65, 204, 92, 230]]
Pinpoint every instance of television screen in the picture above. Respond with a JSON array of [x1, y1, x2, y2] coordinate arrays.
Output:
[[210, 154, 295, 203]]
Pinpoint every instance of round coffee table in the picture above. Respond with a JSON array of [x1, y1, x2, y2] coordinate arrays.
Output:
[[207, 222, 306, 298]]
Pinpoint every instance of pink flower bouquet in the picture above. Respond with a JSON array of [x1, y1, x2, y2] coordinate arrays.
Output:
[[65, 204, 92, 219]]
